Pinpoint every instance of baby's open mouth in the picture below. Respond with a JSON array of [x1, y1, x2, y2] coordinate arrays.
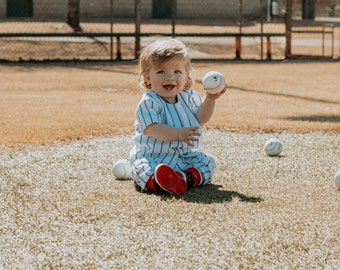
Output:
[[163, 84, 175, 90]]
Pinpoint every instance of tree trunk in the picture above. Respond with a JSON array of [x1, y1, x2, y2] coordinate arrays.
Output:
[[67, 0, 82, 32], [302, 0, 316, 20]]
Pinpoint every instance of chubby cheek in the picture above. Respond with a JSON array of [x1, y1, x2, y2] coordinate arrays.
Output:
[[149, 77, 164, 89]]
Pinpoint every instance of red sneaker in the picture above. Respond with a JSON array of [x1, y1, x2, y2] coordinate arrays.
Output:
[[184, 167, 203, 188], [154, 164, 187, 195]]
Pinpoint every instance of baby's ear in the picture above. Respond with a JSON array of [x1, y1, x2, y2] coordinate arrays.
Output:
[[184, 76, 193, 90], [144, 73, 151, 84], [143, 74, 152, 89], [183, 82, 189, 90]]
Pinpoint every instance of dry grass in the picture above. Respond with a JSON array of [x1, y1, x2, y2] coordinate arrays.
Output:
[[0, 132, 339, 269], [0, 62, 339, 269]]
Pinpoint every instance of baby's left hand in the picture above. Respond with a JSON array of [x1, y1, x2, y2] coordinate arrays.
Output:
[[206, 86, 227, 100]]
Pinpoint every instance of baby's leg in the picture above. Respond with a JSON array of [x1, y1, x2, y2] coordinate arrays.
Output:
[[179, 153, 216, 185], [131, 157, 155, 191]]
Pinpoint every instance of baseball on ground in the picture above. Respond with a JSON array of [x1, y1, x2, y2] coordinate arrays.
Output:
[[264, 138, 283, 156], [335, 170, 340, 189], [112, 159, 132, 180]]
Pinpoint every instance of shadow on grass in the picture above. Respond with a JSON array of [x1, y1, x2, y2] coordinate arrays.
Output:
[[136, 183, 264, 204], [228, 85, 339, 105], [183, 184, 264, 204], [155, 184, 264, 204], [282, 114, 340, 123]]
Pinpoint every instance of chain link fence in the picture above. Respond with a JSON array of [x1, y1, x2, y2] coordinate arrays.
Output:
[[289, 0, 340, 58], [0, 0, 339, 61]]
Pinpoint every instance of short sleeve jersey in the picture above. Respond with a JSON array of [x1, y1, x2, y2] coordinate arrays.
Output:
[[131, 89, 203, 159]]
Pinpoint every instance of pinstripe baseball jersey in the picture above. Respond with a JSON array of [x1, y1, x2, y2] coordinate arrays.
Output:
[[130, 89, 216, 190]]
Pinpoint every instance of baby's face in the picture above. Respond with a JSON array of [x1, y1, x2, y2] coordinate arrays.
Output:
[[145, 56, 188, 104]]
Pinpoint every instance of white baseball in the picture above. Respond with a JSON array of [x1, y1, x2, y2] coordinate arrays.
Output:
[[335, 170, 340, 188], [202, 71, 225, 94], [264, 138, 283, 156], [112, 159, 132, 180]]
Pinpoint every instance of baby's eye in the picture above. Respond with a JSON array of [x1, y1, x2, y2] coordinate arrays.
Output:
[[174, 70, 182, 74], [156, 70, 165, 75]]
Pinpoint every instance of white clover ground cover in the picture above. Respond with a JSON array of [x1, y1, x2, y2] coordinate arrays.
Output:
[[0, 131, 339, 269]]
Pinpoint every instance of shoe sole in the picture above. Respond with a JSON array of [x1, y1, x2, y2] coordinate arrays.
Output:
[[154, 164, 187, 195]]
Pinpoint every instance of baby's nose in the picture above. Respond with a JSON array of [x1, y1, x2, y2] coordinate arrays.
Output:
[[164, 73, 175, 79]]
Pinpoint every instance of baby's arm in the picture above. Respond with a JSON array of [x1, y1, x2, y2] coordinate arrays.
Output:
[[196, 87, 227, 124], [144, 123, 200, 147]]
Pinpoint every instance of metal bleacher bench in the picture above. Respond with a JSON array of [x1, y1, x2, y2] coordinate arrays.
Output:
[[326, 4, 340, 17]]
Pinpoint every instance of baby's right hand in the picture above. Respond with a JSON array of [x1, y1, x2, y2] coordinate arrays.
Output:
[[179, 126, 200, 146]]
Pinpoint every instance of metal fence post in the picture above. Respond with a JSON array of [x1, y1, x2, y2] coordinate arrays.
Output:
[[110, 0, 114, 60], [171, 0, 177, 38], [285, 0, 292, 59], [236, 0, 243, 59], [135, 0, 142, 59]]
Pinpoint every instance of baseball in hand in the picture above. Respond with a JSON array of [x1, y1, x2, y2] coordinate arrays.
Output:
[[264, 138, 283, 156], [202, 71, 226, 94], [112, 159, 132, 180]]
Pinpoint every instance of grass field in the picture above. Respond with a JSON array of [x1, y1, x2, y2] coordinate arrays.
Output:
[[0, 61, 339, 269]]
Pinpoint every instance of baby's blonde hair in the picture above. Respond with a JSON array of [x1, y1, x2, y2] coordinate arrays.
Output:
[[139, 38, 194, 90]]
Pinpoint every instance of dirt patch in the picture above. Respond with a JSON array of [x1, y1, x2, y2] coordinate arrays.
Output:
[[0, 61, 339, 148]]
